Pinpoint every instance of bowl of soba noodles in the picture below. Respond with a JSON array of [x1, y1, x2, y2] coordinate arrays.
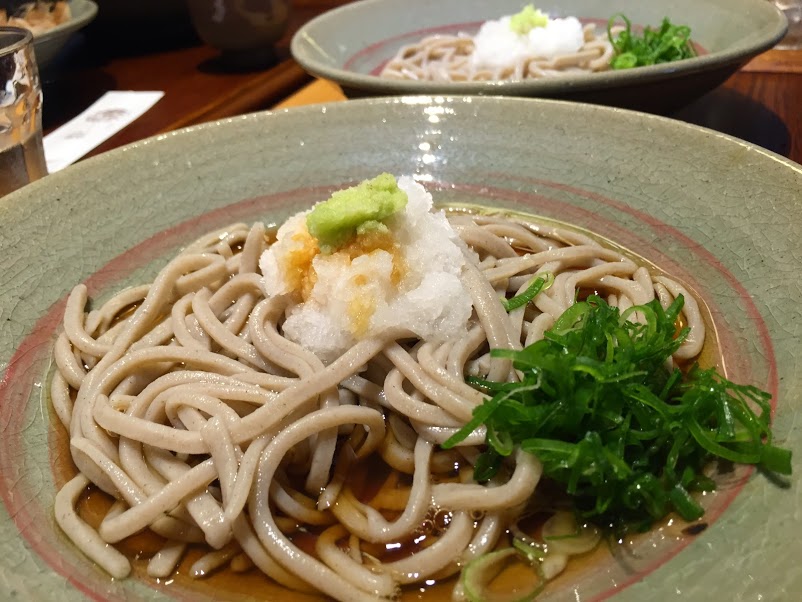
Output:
[[0, 95, 800, 601], [290, 0, 786, 113]]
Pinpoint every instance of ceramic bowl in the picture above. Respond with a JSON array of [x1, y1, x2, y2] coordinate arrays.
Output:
[[290, 0, 787, 112], [25, 0, 98, 70], [1, 97, 801, 600], [186, 0, 291, 70]]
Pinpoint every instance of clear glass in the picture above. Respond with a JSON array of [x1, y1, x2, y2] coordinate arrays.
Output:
[[771, 1, 802, 49], [0, 26, 47, 197]]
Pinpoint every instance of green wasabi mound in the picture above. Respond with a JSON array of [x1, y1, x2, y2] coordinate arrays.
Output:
[[509, 4, 548, 35], [306, 173, 408, 253]]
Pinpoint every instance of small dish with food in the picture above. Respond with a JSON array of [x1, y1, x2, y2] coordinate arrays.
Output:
[[0, 0, 98, 70]]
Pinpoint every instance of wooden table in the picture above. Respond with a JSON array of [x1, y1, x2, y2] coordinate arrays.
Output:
[[42, 3, 802, 165]]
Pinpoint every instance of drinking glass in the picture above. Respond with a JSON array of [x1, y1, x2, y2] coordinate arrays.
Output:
[[771, 1, 802, 49], [0, 26, 47, 197]]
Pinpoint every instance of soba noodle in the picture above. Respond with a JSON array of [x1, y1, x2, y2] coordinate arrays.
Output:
[[380, 22, 619, 83], [51, 184, 705, 600]]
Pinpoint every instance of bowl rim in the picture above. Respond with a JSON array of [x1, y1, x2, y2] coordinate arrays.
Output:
[[8, 94, 802, 204], [290, 0, 788, 96], [0, 25, 33, 55]]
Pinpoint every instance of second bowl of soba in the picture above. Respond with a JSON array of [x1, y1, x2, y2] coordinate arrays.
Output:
[[290, 0, 787, 113]]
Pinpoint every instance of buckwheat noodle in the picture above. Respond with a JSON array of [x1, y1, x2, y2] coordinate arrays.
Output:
[[380, 23, 619, 82], [51, 210, 704, 600]]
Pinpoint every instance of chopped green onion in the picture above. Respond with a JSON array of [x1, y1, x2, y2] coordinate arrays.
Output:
[[461, 547, 545, 602], [608, 14, 696, 70], [760, 444, 793, 475], [541, 511, 601, 555], [501, 272, 554, 312], [668, 483, 704, 521], [512, 537, 546, 563], [451, 294, 791, 531], [474, 449, 503, 482]]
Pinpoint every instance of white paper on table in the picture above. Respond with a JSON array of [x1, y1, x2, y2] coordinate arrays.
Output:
[[43, 91, 165, 173]]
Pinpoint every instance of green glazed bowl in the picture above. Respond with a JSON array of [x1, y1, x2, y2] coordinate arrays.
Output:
[[291, 0, 787, 113], [1, 96, 801, 600]]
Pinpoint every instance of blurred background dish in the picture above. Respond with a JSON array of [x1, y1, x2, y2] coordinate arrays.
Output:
[[186, 0, 291, 70], [6, 0, 98, 70], [291, 0, 787, 113]]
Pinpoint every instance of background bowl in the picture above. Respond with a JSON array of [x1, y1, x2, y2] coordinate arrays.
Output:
[[185, 0, 291, 70], [31, 0, 98, 70], [0, 96, 802, 601], [291, 0, 787, 113]]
